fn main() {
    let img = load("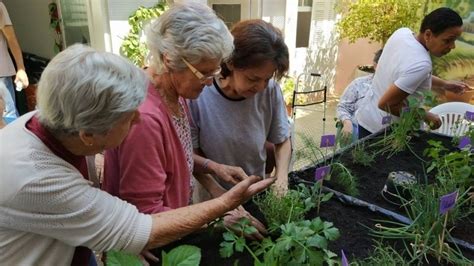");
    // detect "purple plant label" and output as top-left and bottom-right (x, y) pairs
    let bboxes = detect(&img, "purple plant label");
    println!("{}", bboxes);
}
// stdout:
(320, 134), (336, 148)
(465, 111), (474, 121)
(458, 136), (471, 149)
(314, 165), (331, 181)
(382, 115), (392, 125)
(341, 249), (349, 266)
(439, 190), (458, 215)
